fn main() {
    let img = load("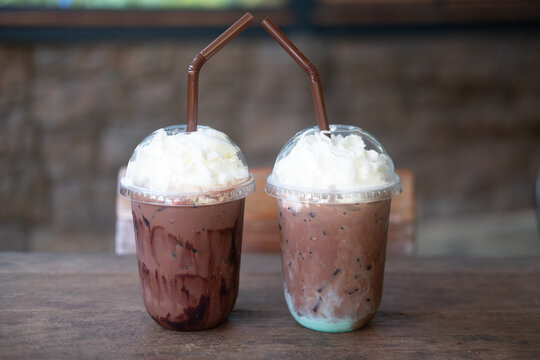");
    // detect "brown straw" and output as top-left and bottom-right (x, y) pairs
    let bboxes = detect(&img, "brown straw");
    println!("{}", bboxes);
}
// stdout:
(186, 12), (254, 132)
(261, 18), (329, 132)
